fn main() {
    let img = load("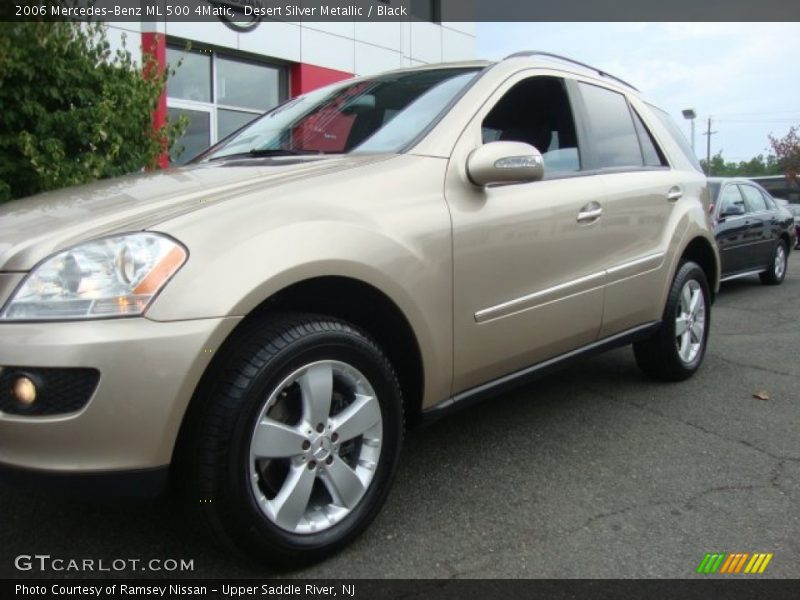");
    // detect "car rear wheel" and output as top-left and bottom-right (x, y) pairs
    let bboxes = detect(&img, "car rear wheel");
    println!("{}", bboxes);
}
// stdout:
(186, 314), (403, 566)
(634, 261), (711, 381)
(760, 240), (788, 285)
